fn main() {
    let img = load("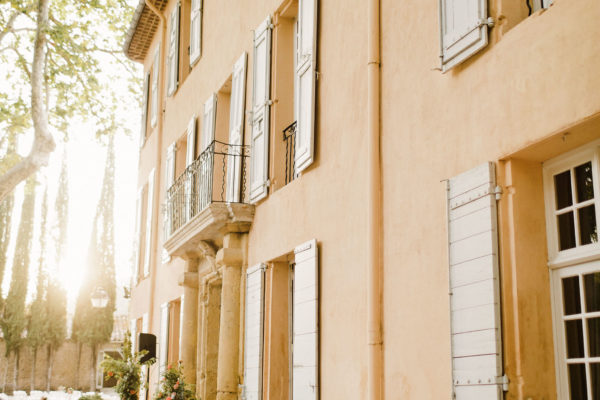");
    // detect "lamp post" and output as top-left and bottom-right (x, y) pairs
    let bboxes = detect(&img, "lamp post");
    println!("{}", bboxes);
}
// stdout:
(90, 286), (109, 308)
